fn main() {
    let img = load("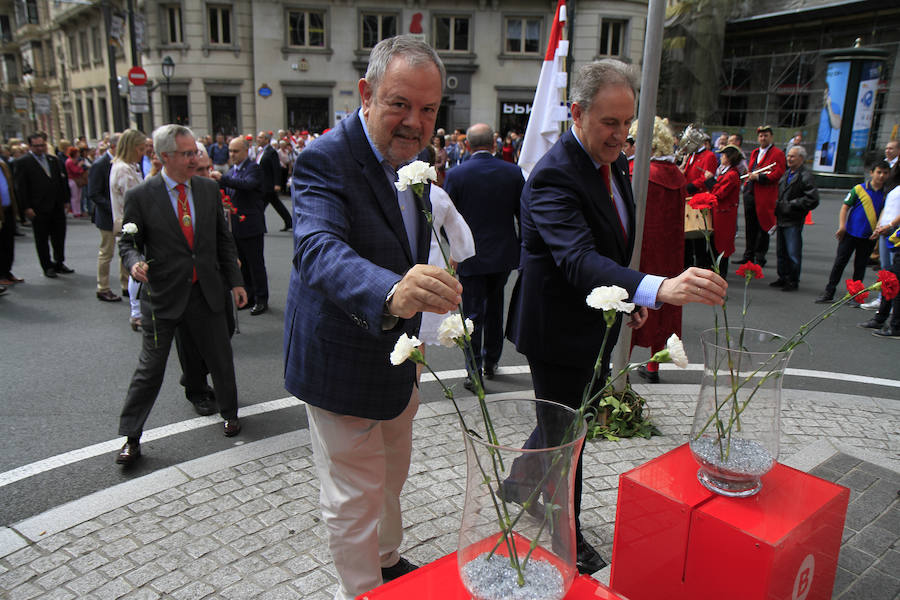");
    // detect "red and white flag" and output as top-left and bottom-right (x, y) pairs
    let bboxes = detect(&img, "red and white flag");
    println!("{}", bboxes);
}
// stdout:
(517, 0), (569, 179)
